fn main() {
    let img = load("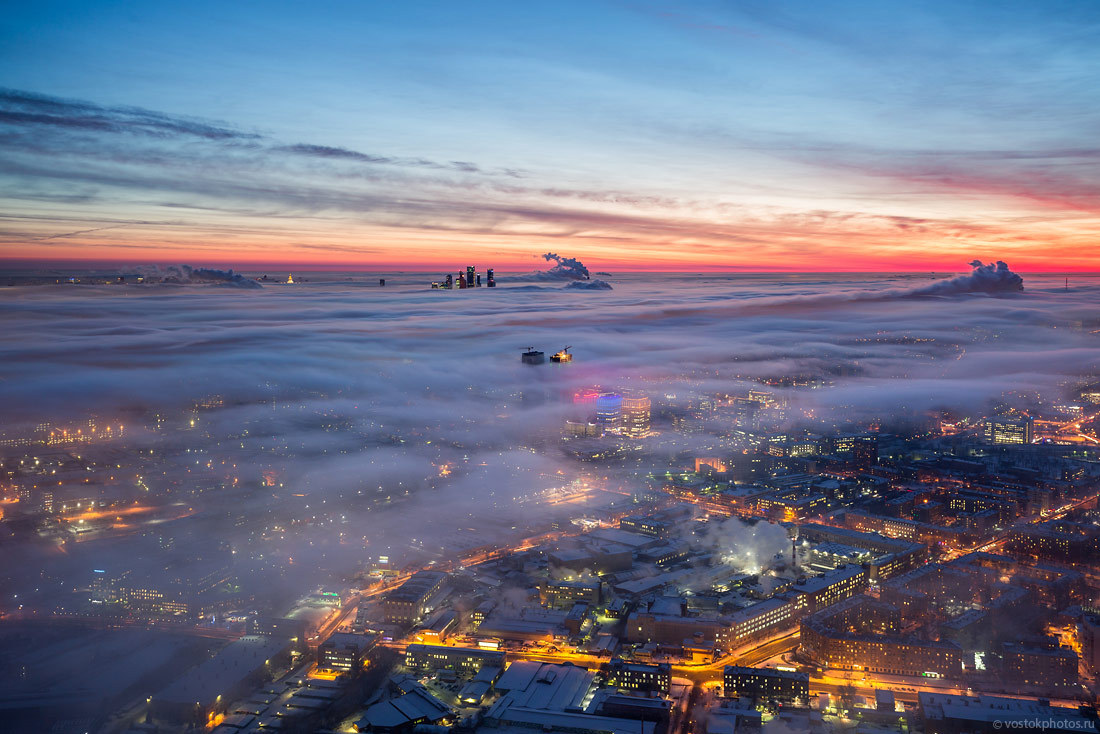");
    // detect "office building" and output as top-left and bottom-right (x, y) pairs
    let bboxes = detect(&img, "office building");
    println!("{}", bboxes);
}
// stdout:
(565, 420), (602, 438)
(726, 596), (797, 648)
(723, 666), (808, 703)
(983, 417), (1033, 445)
(790, 565), (867, 613)
(467, 266), (476, 287)
(487, 268), (495, 287)
(621, 395), (652, 438)
(608, 659), (671, 695)
(382, 570), (447, 626)
(539, 579), (601, 609)
(596, 393), (623, 431)
(405, 644), (505, 677)
(318, 632), (376, 672)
